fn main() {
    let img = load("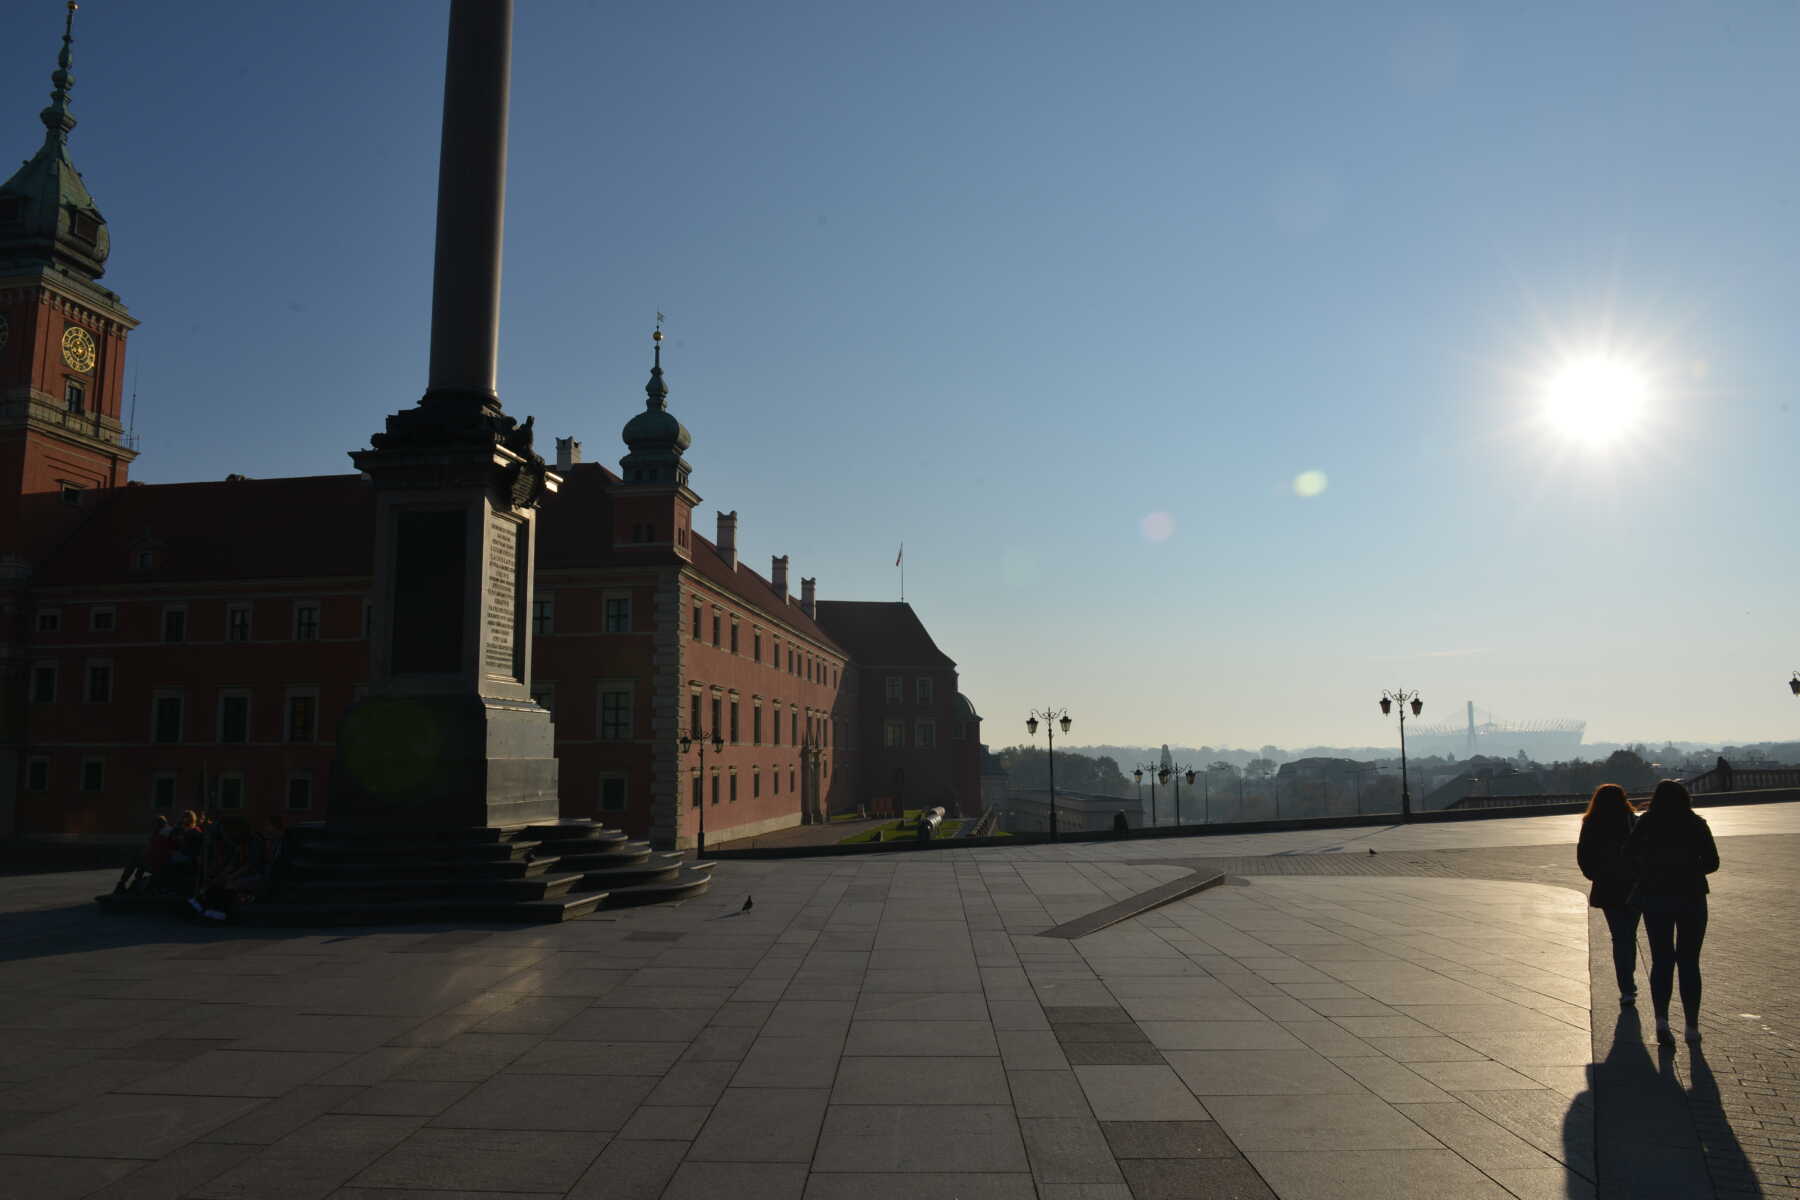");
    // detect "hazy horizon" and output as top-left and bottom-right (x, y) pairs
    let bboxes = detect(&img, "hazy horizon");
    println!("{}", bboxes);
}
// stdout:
(7, 2), (1795, 746)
